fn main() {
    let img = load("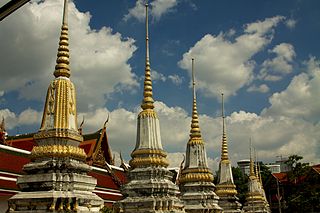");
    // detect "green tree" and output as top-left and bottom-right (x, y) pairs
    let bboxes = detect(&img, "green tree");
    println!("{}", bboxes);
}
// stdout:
(285, 154), (309, 183)
(283, 155), (320, 212)
(232, 166), (248, 204)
